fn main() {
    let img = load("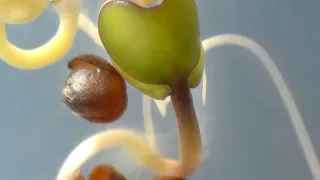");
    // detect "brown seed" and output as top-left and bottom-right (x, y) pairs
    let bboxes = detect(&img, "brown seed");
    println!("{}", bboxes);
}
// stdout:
(89, 164), (126, 180)
(154, 177), (186, 180)
(63, 54), (127, 123)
